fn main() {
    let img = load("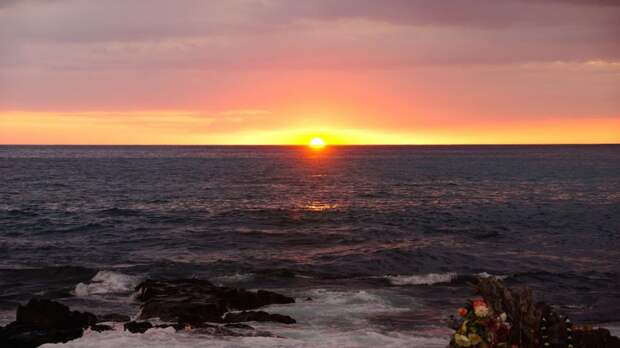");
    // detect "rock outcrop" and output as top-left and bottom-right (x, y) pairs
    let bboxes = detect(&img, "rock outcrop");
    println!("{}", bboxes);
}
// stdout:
(98, 313), (130, 322)
(0, 299), (97, 348)
(0, 278), (297, 347)
(123, 321), (154, 334)
(223, 310), (296, 324)
(135, 278), (295, 324)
